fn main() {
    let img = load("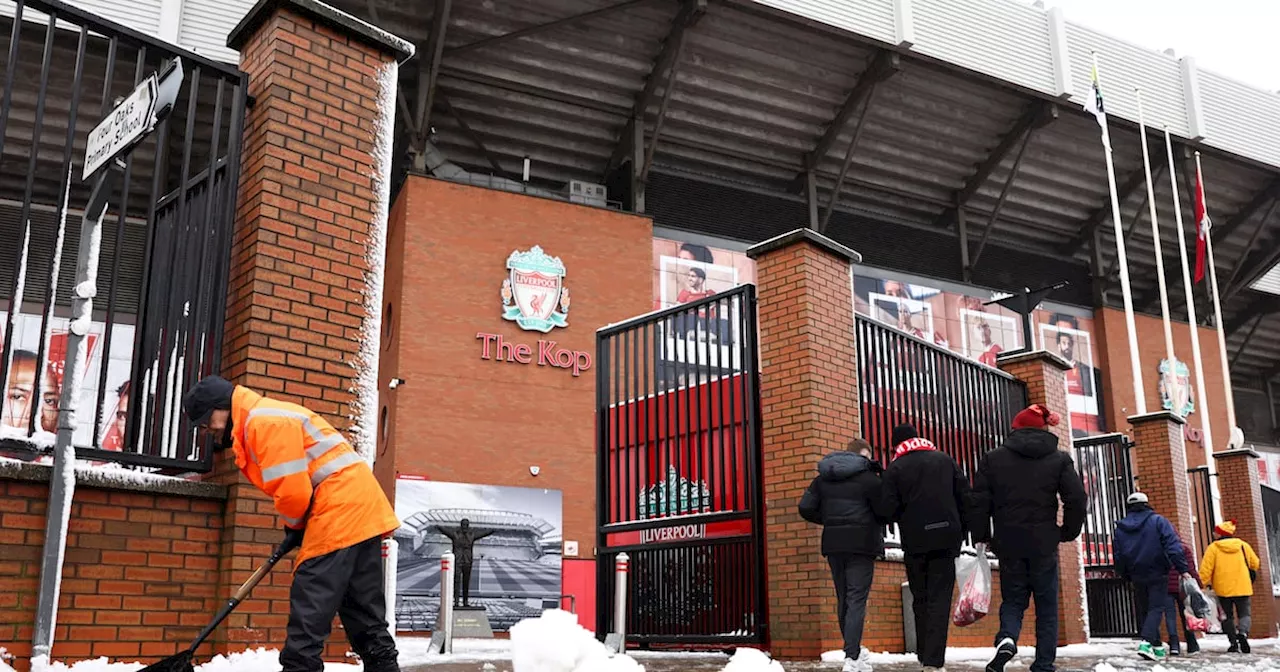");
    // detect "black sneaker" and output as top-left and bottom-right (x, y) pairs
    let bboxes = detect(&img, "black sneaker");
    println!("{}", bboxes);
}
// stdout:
(1239, 636), (1251, 654)
(986, 637), (1017, 672)
(1227, 639), (1241, 654)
